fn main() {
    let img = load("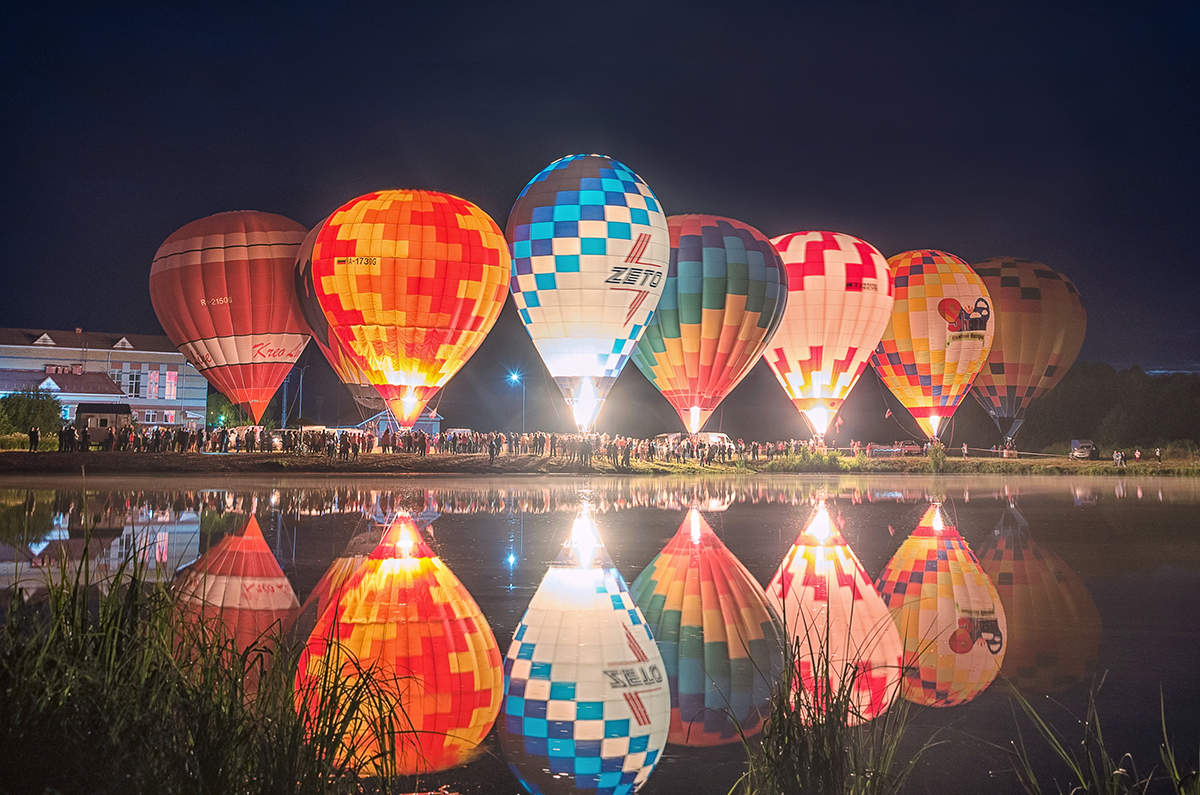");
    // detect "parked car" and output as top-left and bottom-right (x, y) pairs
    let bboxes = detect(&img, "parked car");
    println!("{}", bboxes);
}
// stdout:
(1070, 439), (1099, 460)
(866, 440), (924, 457)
